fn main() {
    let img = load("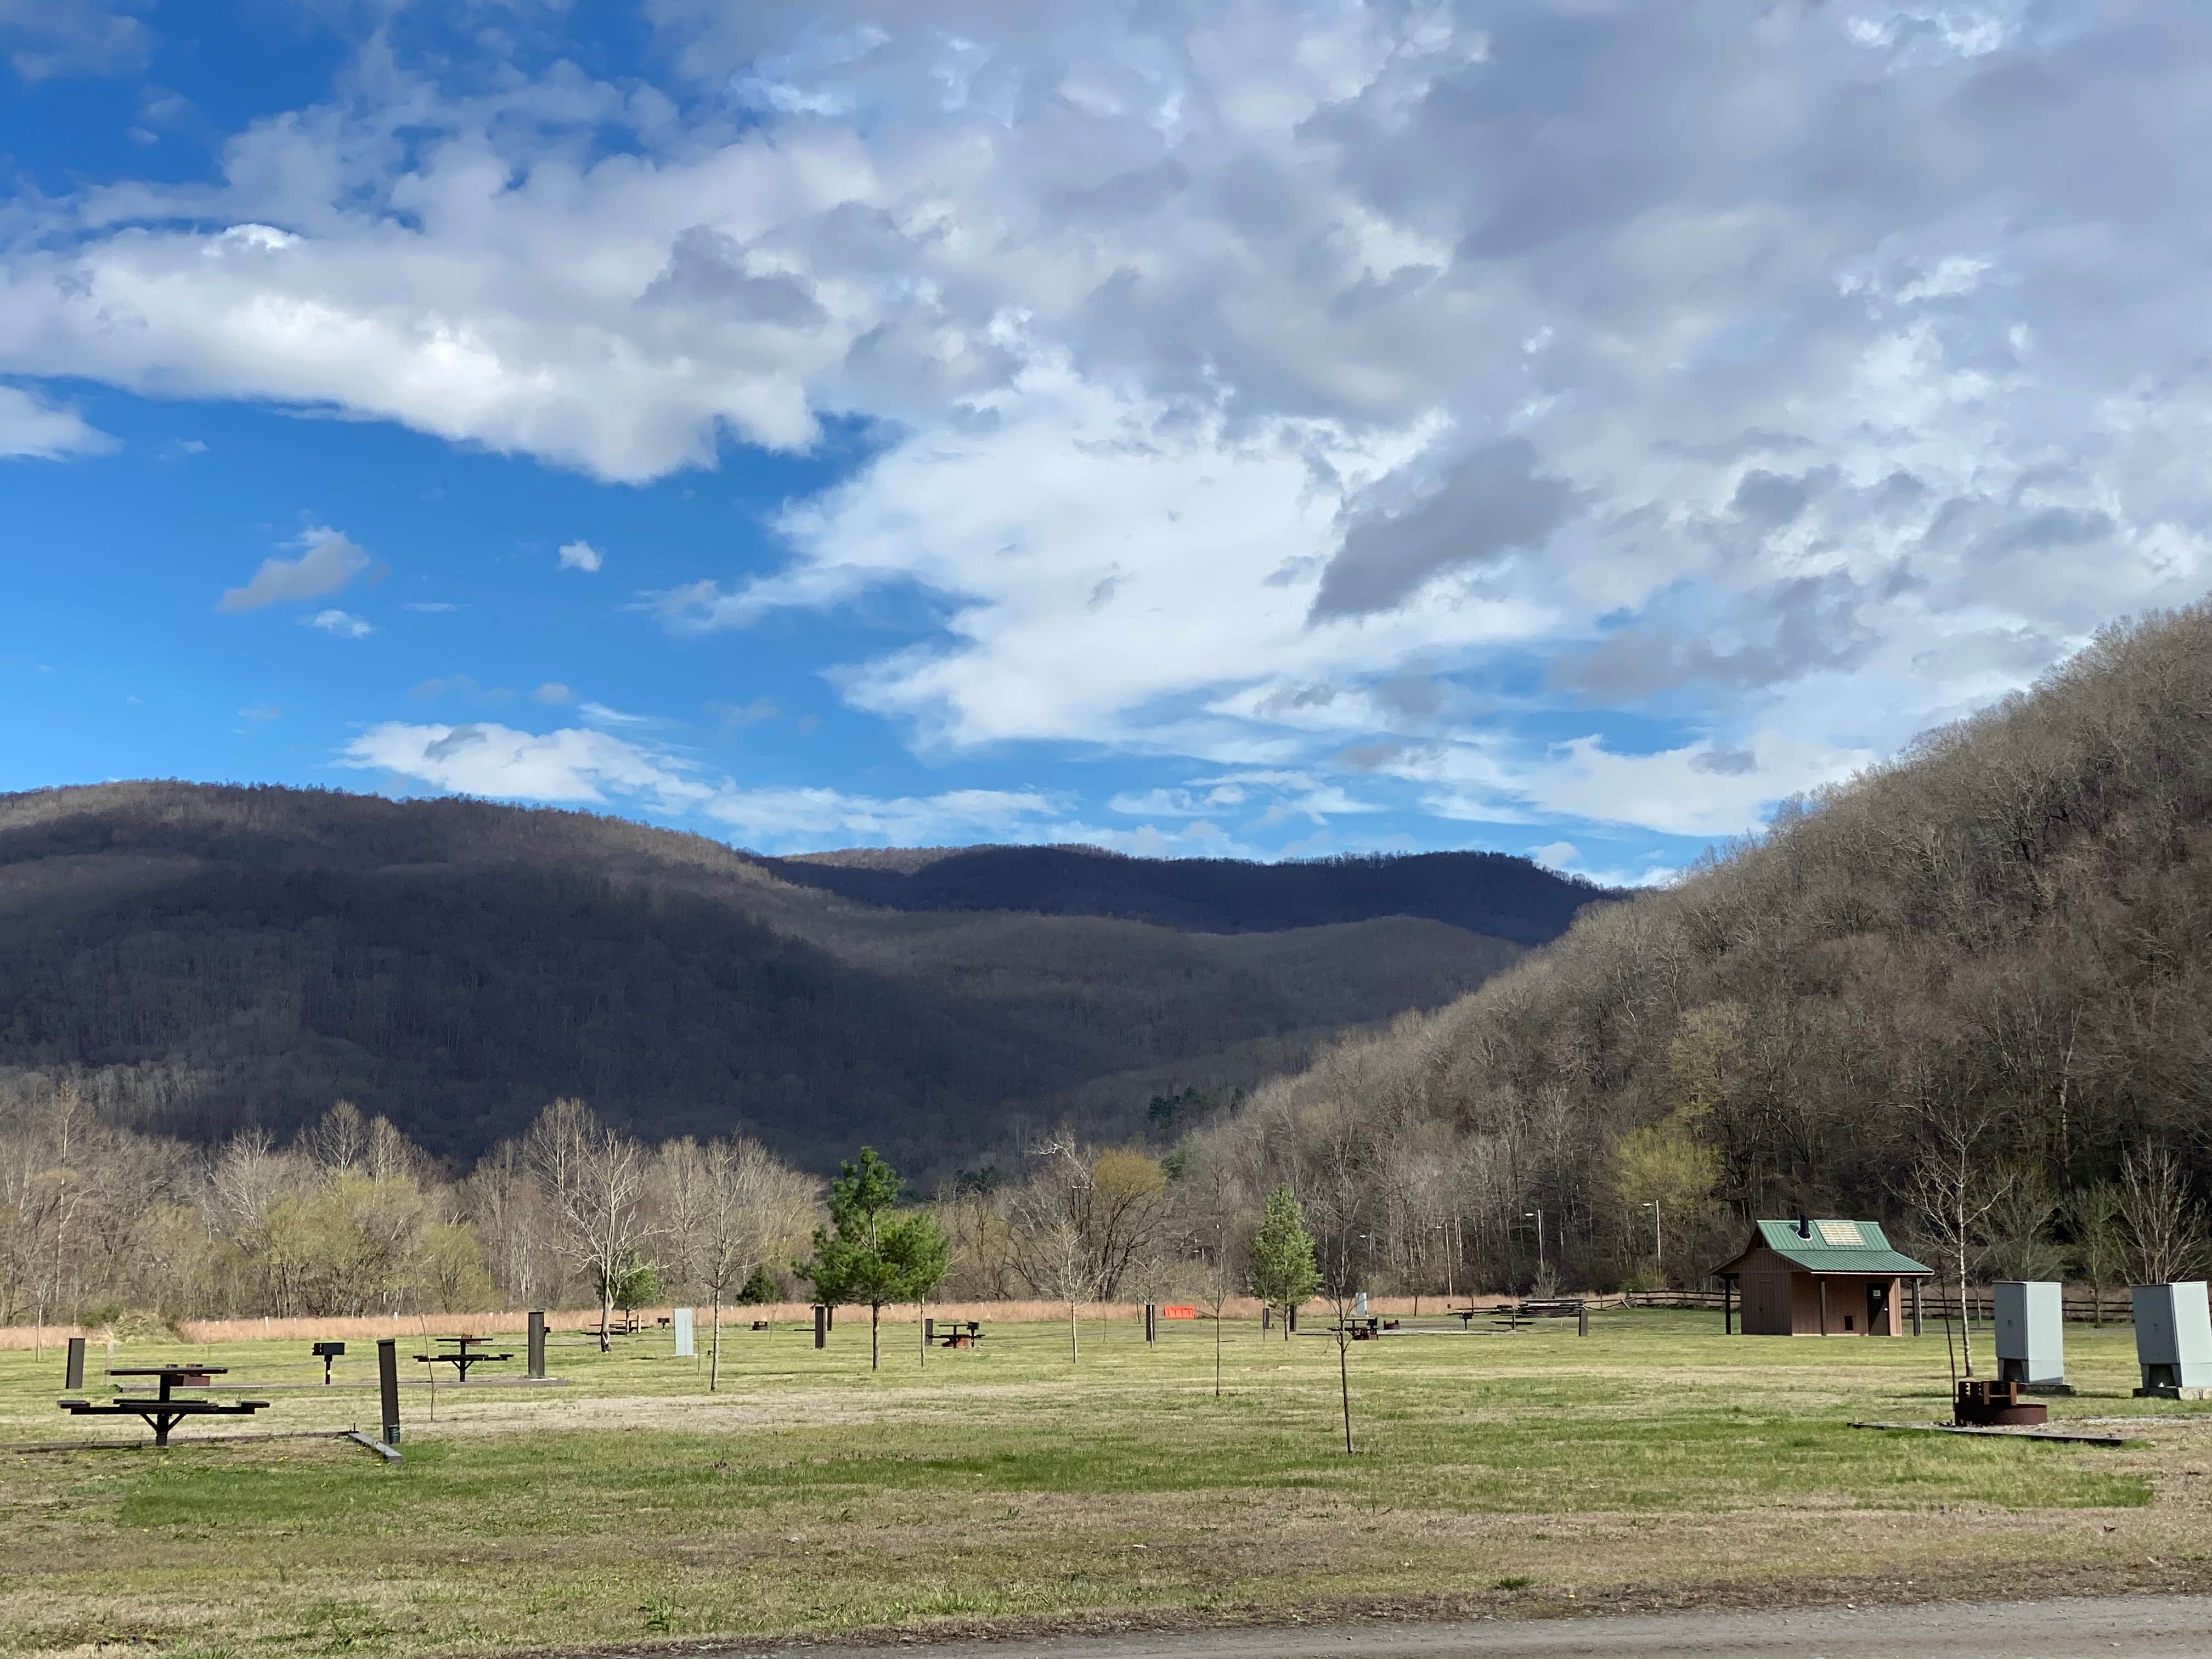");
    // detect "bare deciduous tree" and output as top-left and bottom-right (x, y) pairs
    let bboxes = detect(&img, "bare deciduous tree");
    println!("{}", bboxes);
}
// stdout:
(527, 1098), (657, 1352)
(2119, 1143), (2206, 1286)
